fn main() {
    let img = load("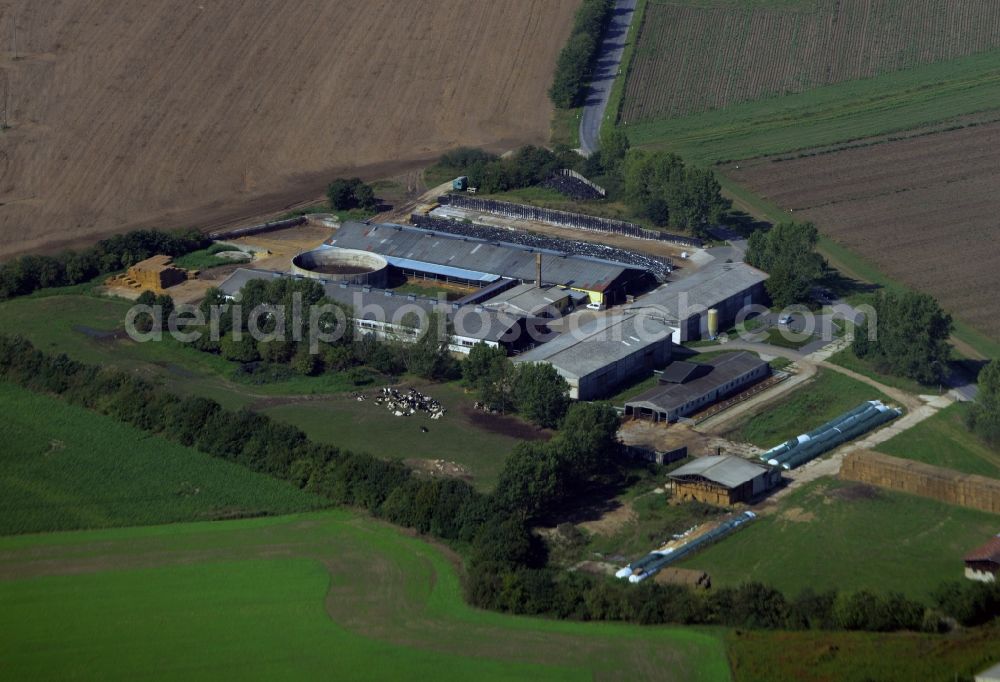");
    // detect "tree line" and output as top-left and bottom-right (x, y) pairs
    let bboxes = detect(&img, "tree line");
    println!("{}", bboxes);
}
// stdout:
(0, 333), (996, 635)
(326, 177), (378, 212)
(462, 343), (570, 428)
(853, 289), (953, 385)
(436, 135), (730, 238)
(549, 0), (615, 109)
(150, 278), (459, 383)
(0, 228), (208, 300)
(967, 358), (1000, 444)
